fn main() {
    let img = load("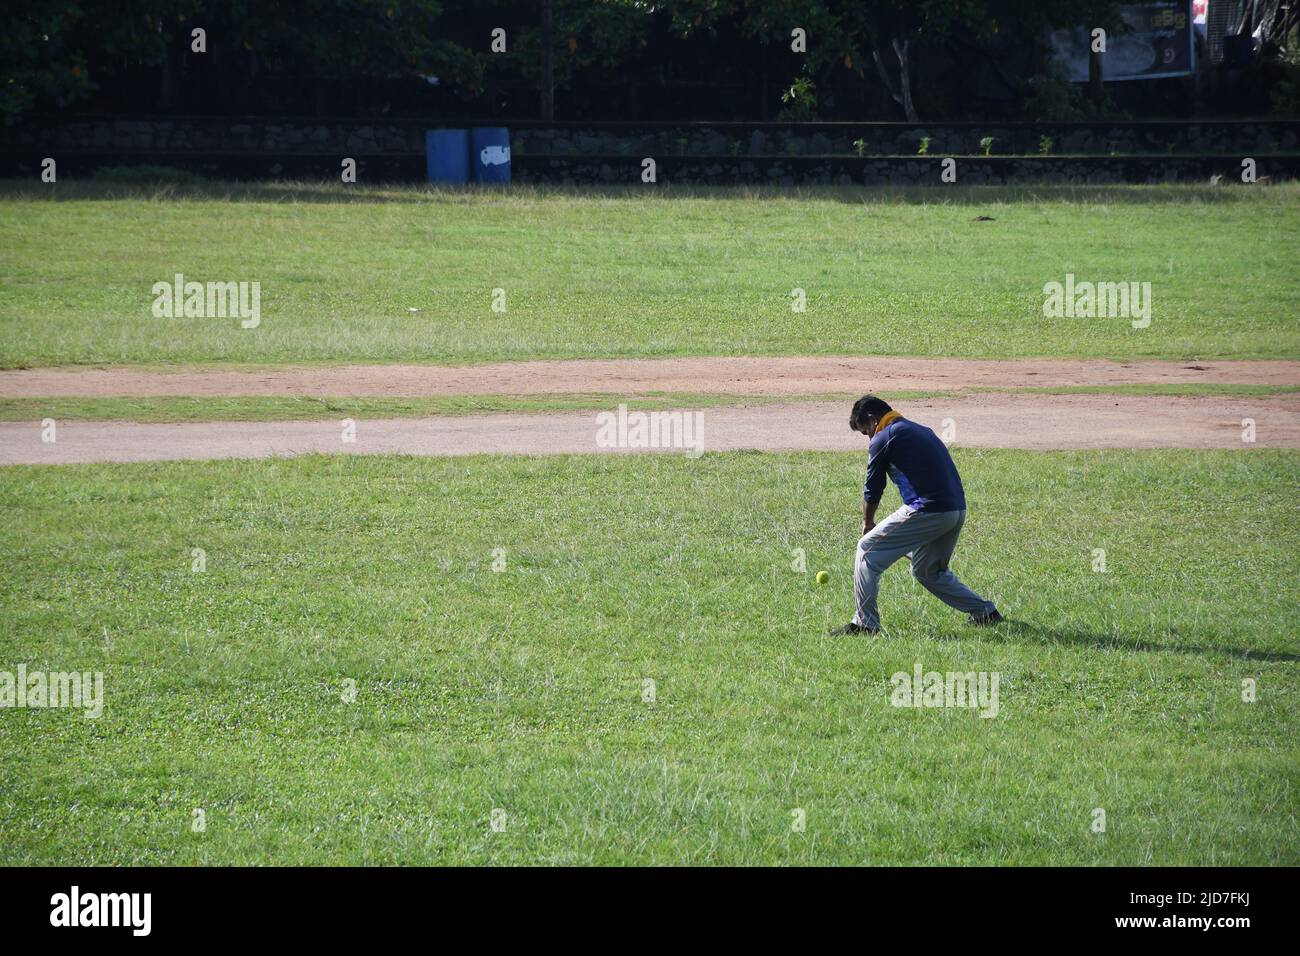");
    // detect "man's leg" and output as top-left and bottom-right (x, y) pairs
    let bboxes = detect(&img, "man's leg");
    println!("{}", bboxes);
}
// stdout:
(853, 506), (937, 629)
(908, 510), (997, 617)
